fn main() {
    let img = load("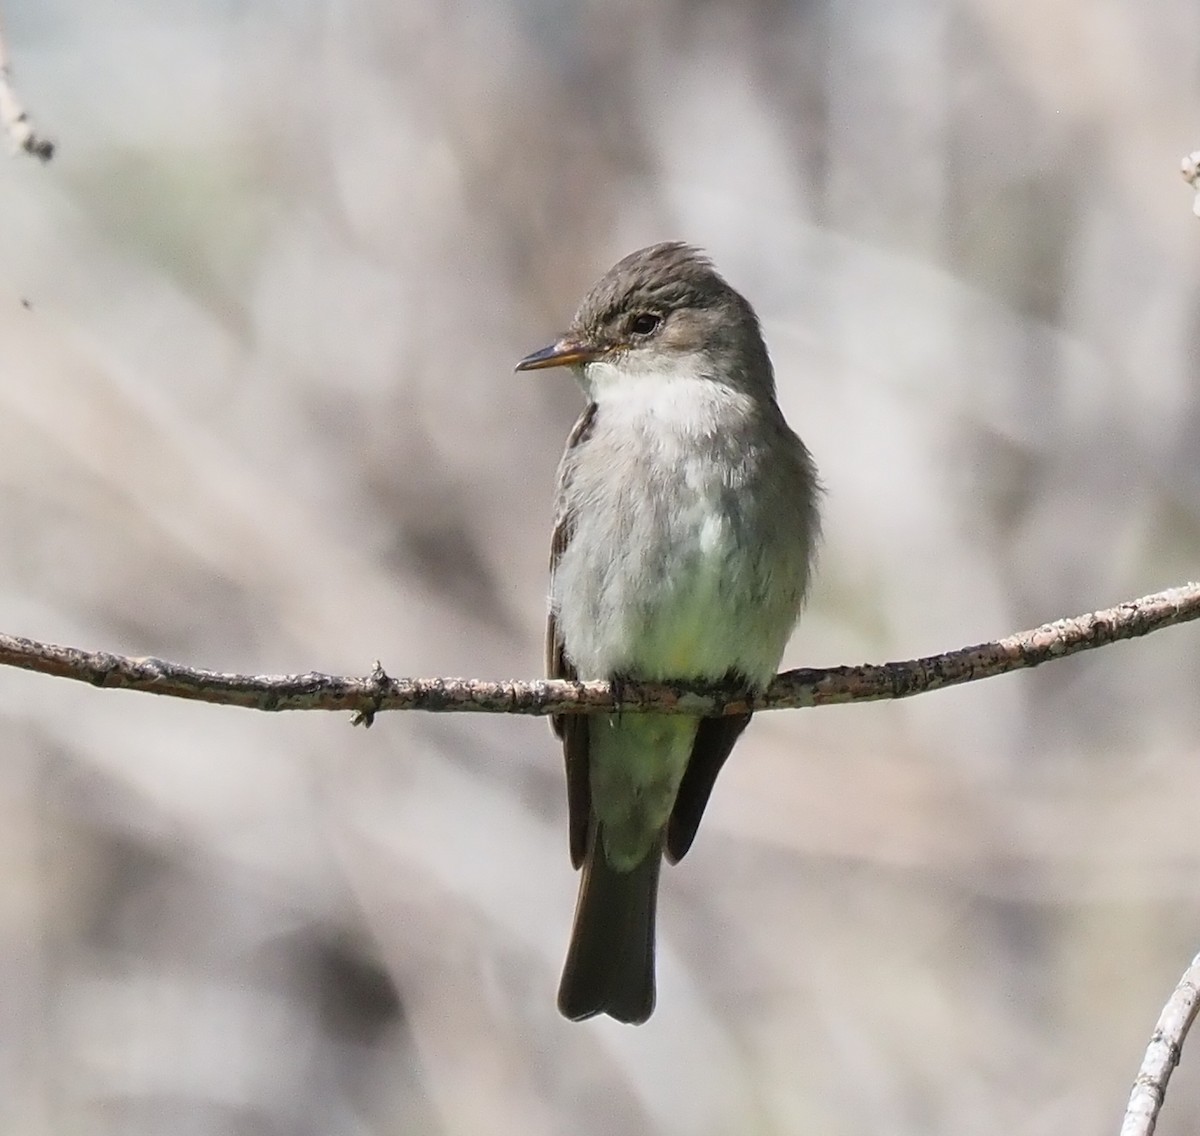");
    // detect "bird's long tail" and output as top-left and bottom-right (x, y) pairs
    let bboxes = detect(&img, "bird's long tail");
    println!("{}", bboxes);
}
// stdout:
(557, 827), (661, 1024)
